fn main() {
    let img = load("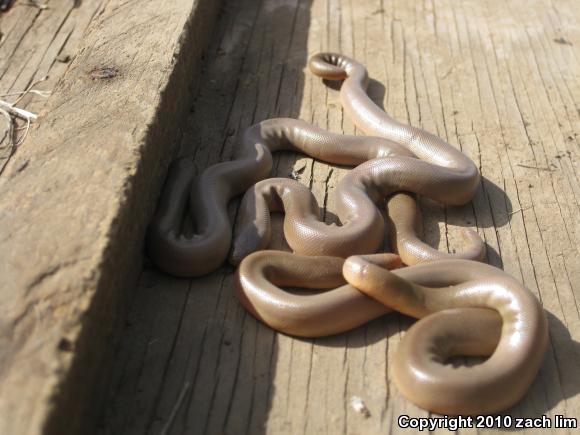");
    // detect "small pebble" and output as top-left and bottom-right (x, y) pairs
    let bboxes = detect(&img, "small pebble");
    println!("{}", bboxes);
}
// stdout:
(350, 396), (371, 418)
